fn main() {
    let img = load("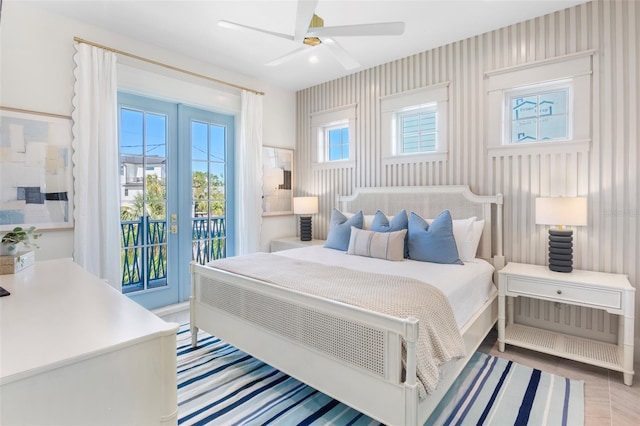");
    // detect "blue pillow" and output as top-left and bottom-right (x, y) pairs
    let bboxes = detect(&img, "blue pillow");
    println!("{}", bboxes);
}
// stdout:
(324, 209), (364, 251)
(408, 210), (463, 265)
(371, 209), (409, 258)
